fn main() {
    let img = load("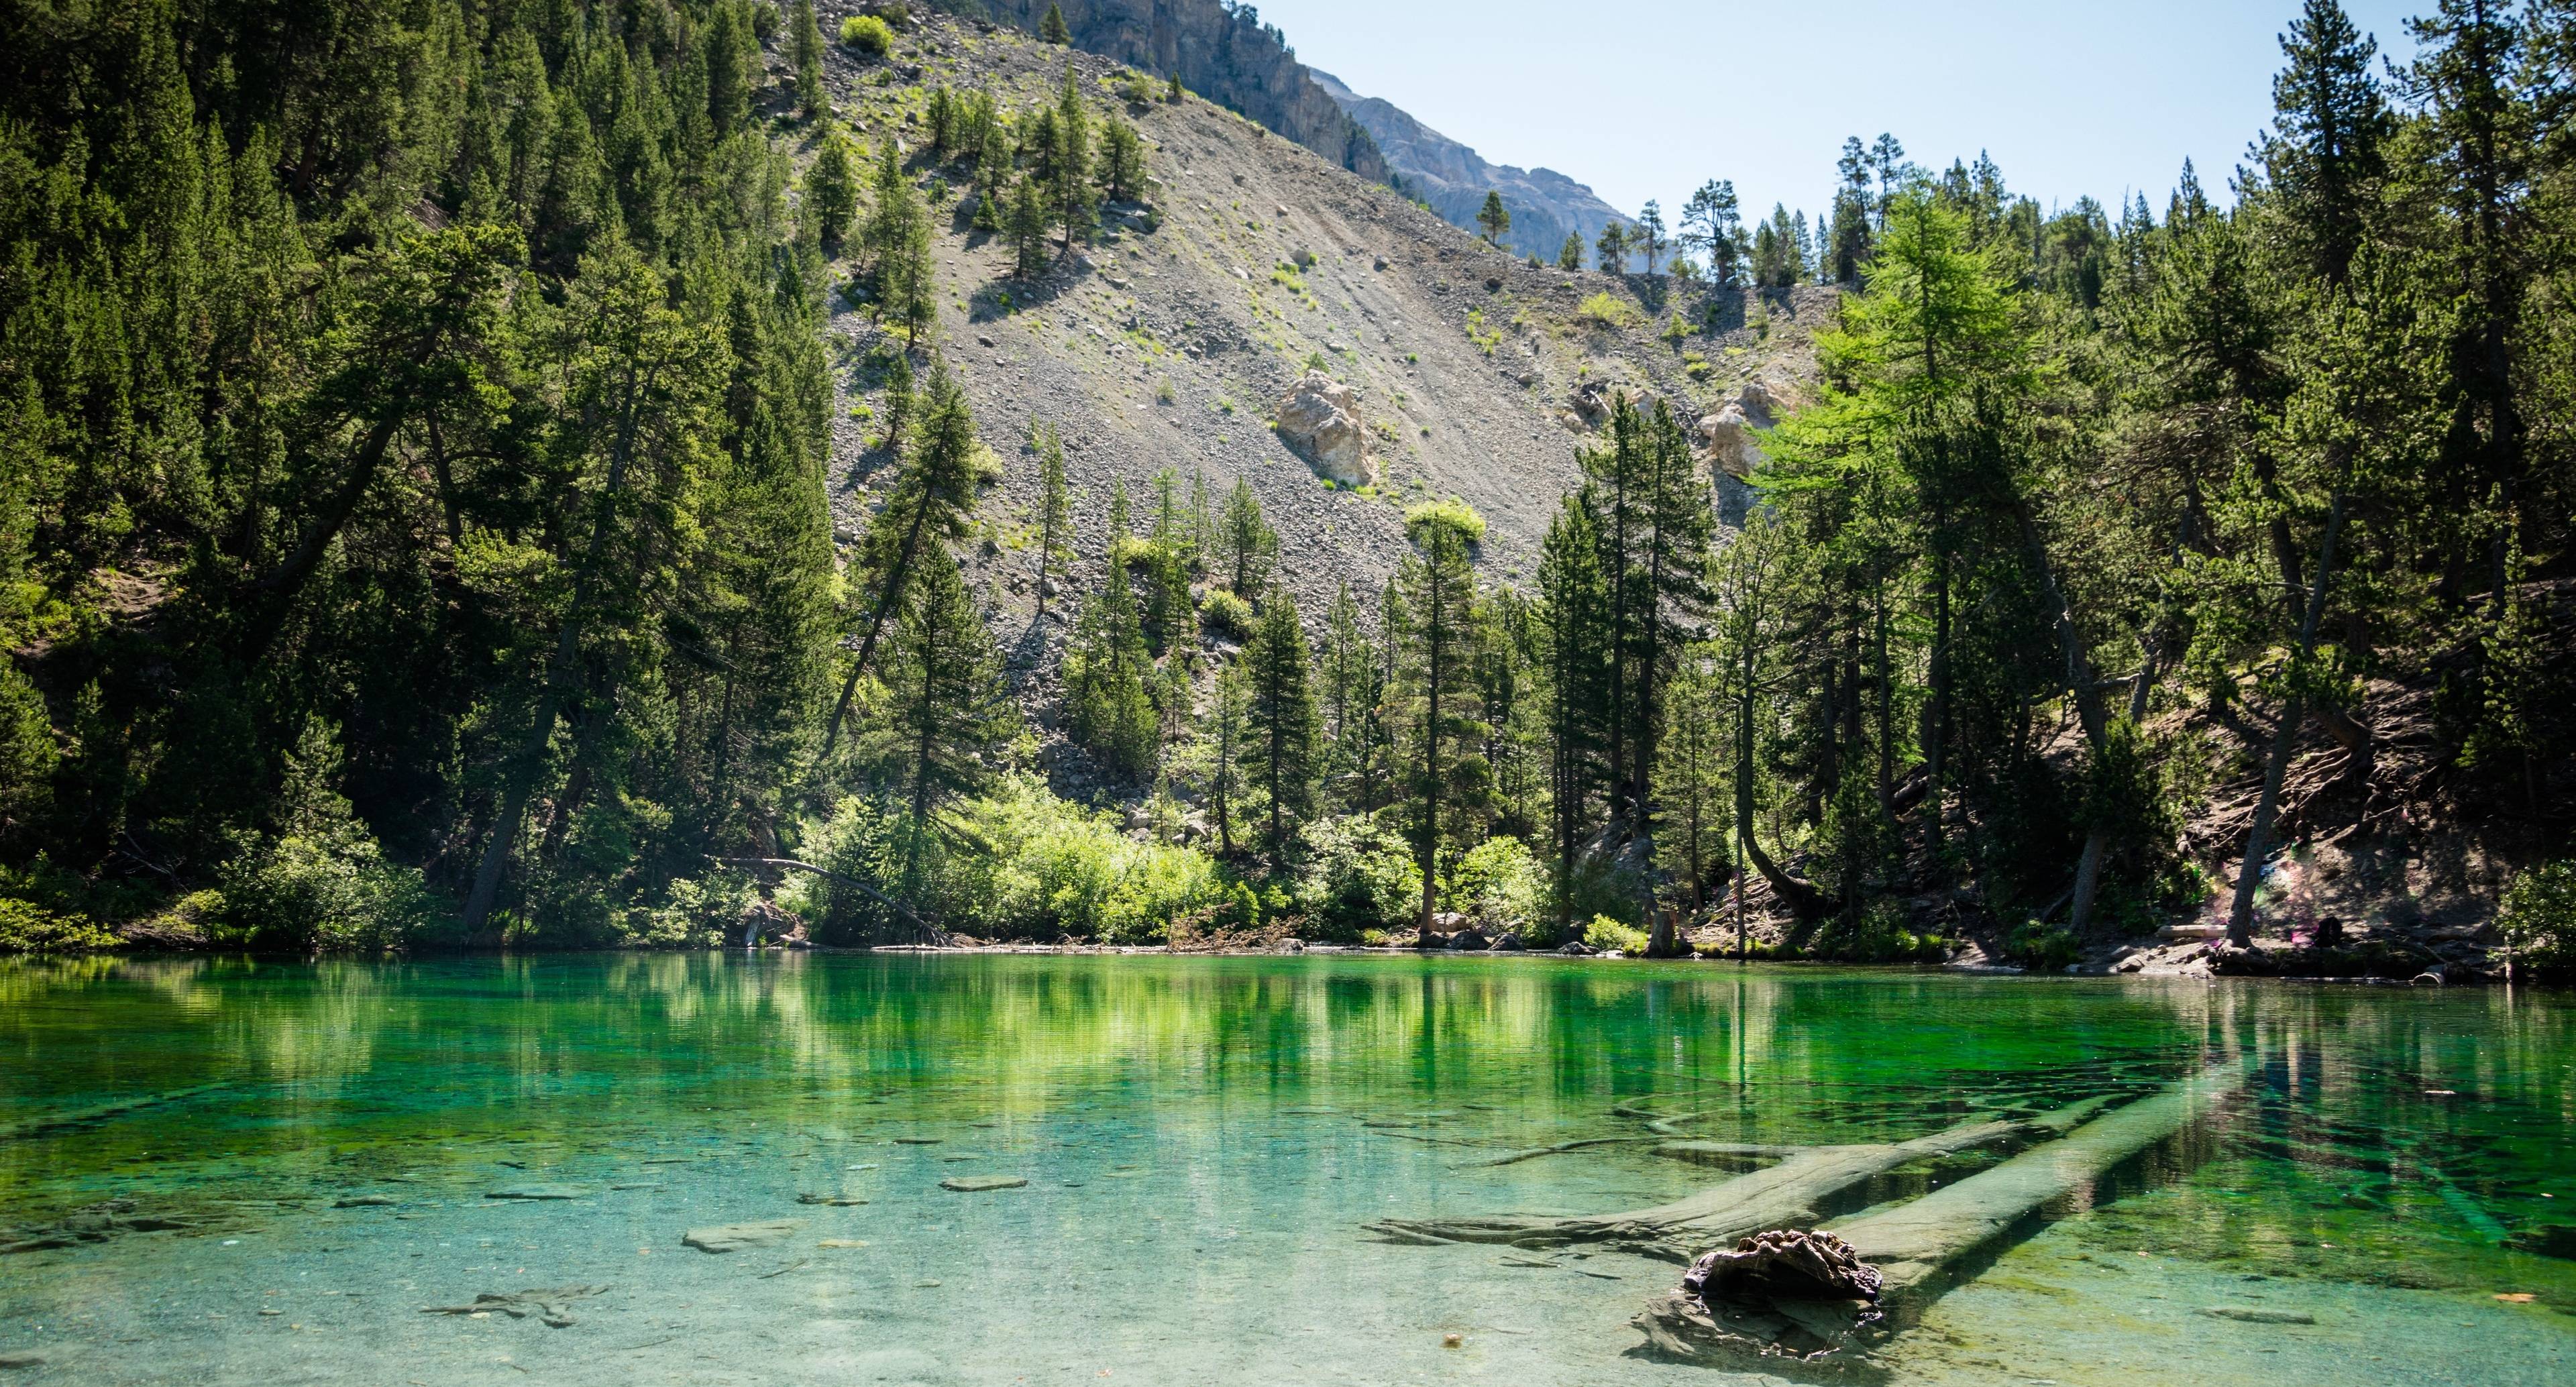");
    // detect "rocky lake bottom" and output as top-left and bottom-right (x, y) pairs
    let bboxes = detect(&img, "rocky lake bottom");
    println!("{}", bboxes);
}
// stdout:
(1, 953), (2569, 1385)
